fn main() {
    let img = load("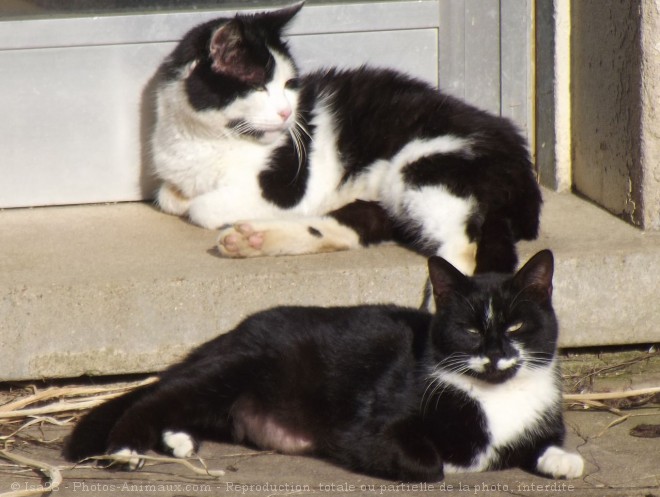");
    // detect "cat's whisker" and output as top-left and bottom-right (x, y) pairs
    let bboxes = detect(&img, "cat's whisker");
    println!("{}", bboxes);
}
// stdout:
(294, 114), (312, 140)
